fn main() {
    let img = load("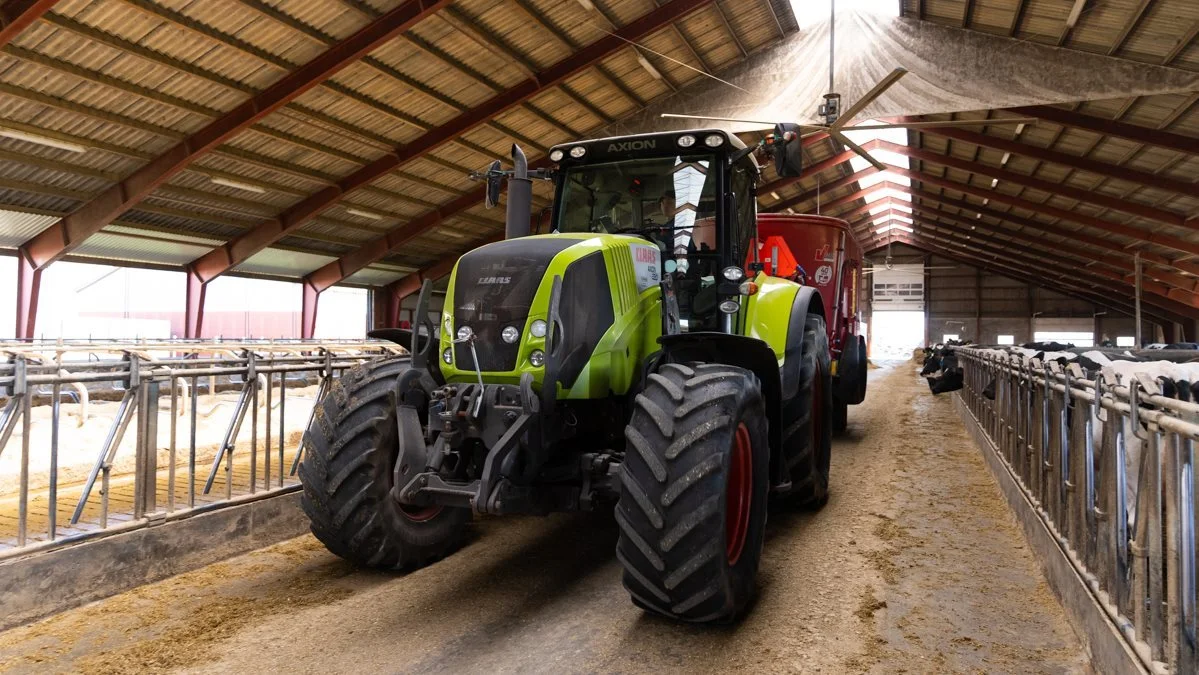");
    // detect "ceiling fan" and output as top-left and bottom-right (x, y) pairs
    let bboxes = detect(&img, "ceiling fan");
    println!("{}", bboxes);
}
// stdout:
(661, 1), (1035, 171)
